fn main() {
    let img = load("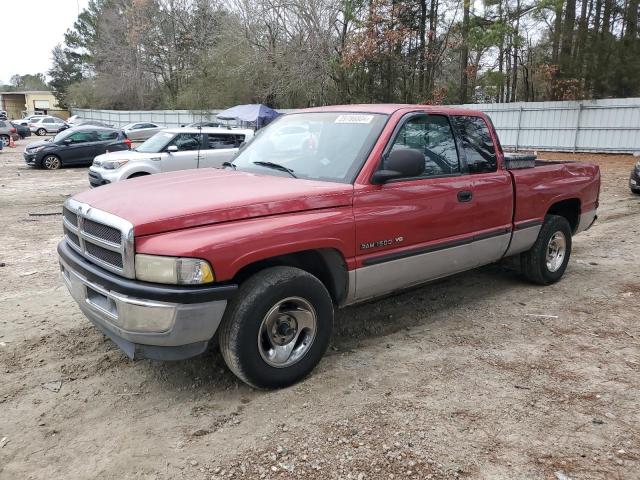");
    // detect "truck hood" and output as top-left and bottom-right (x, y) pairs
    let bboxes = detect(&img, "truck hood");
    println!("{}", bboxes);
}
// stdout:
(73, 169), (354, 236)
